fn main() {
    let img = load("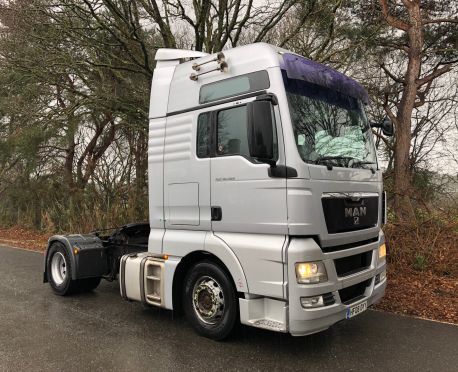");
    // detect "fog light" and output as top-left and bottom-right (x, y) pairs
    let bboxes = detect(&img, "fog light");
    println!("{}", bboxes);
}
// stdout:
(379, 243), (386, 259)
(295, 261), (327, 284)
(301, 295), (324, 308)
(380, 270), (387, 282)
